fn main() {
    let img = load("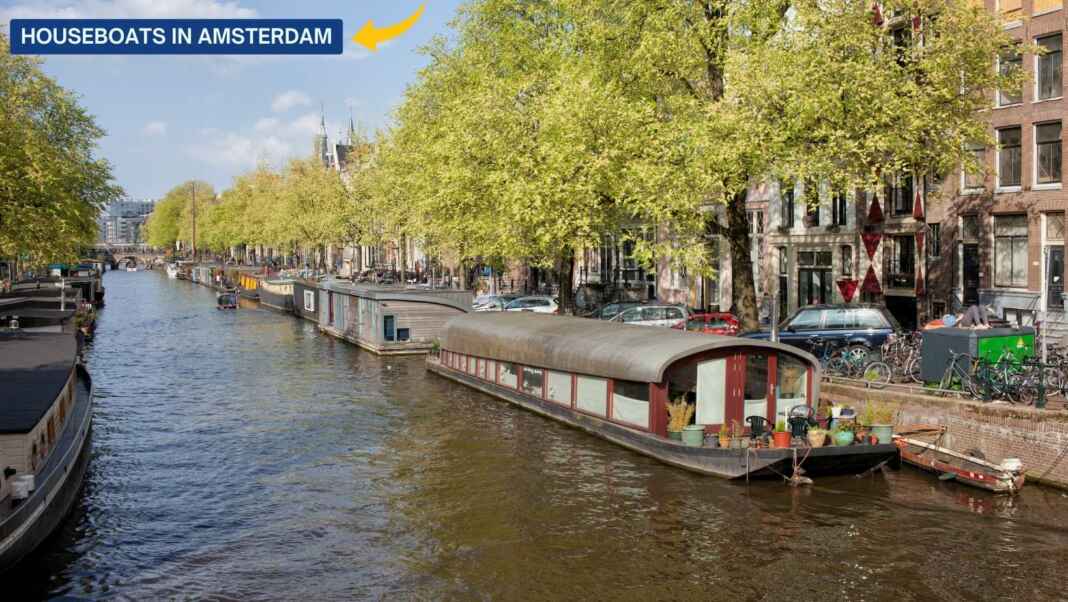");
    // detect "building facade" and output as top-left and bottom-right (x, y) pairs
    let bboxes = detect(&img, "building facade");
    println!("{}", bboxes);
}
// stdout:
(98, 199), (155, 245)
